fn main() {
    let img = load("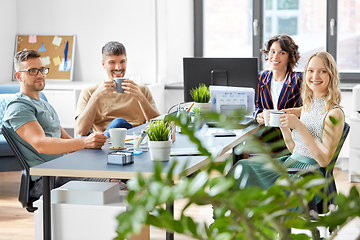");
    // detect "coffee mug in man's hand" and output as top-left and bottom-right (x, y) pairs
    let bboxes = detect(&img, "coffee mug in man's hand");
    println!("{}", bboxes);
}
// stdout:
(269, 110), (285, 127)
(113, 78), (129, 93)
